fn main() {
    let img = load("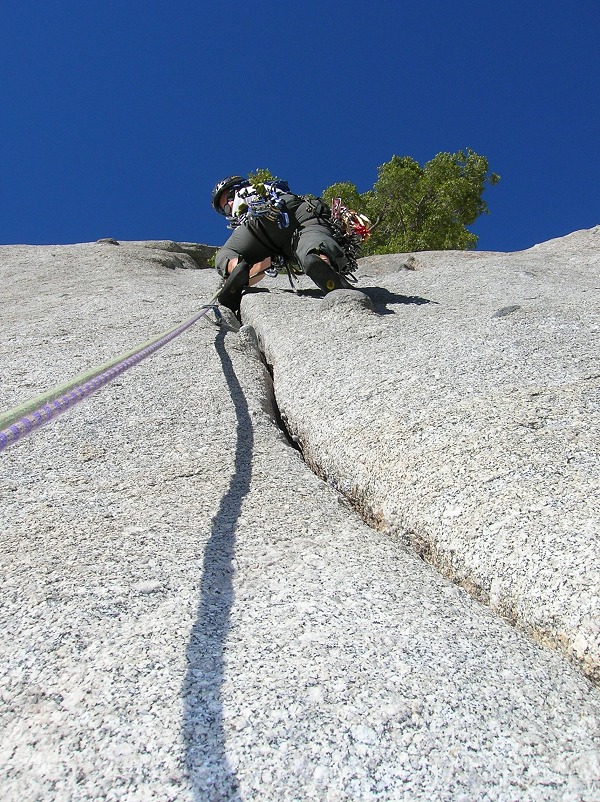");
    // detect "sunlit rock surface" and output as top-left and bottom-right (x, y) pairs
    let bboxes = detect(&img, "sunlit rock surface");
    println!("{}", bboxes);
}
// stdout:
(243, 227), (600, 684)
(1, 233), (598, 800)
